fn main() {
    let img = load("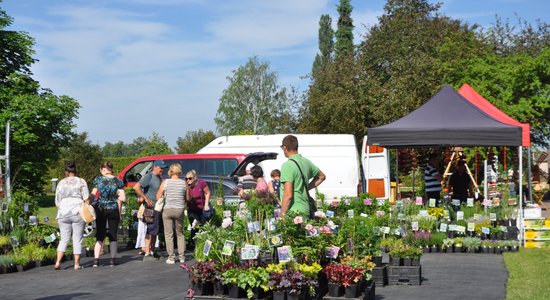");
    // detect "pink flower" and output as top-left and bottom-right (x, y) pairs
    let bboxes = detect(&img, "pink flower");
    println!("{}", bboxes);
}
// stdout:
(222, 217), (233, 228)
(376, 210), (385, 217)
(305, 224), (314, 231)
(310, 228), (318, 236)
(331, 201), (339, 207)
(293, 216), (303, 224)
(314, 211), (326, 218)
(363, 199), (372, 206)
(320, 225), (332, 234)
(186, 288), (195, 297)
